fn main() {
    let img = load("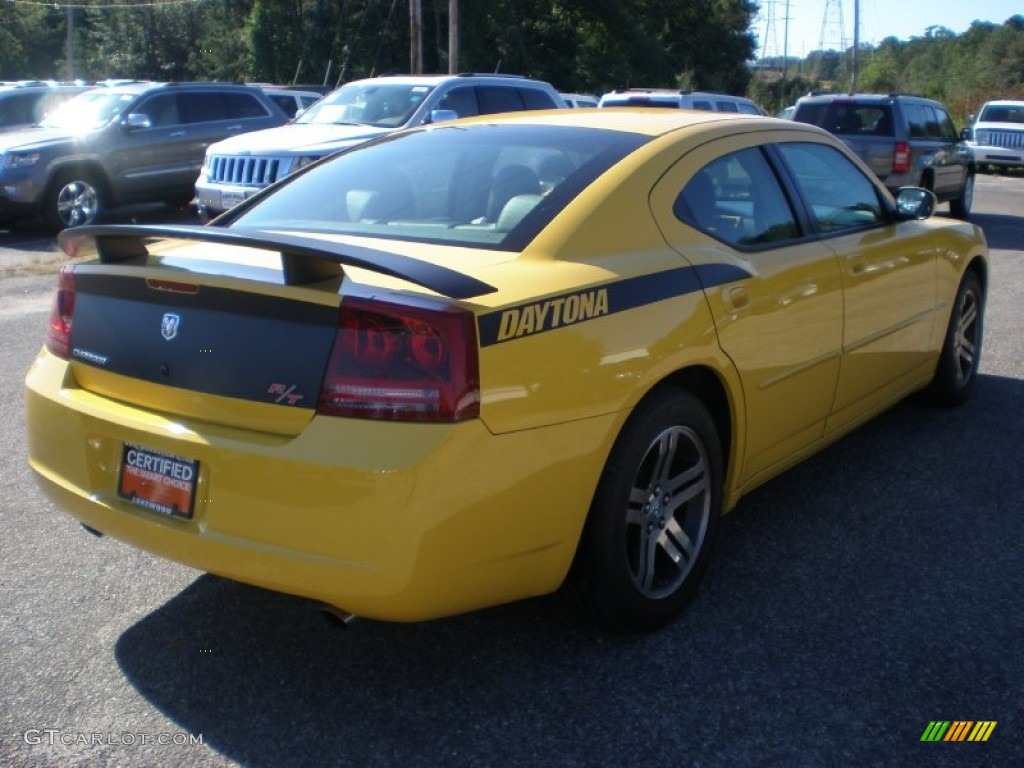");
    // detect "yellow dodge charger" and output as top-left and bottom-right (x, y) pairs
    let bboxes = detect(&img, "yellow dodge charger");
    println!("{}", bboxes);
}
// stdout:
(24, 110), (987, 631)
